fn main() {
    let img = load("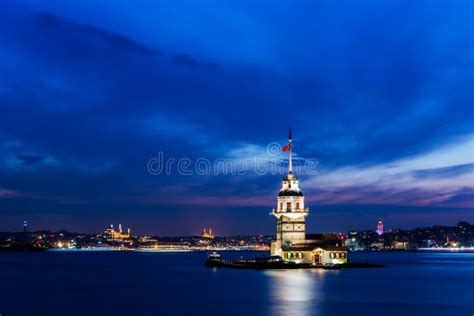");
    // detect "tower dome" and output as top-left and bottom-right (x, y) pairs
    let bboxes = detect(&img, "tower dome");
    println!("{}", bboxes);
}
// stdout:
(278, 175), (304, 197)
(278, 190), (304, 197)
